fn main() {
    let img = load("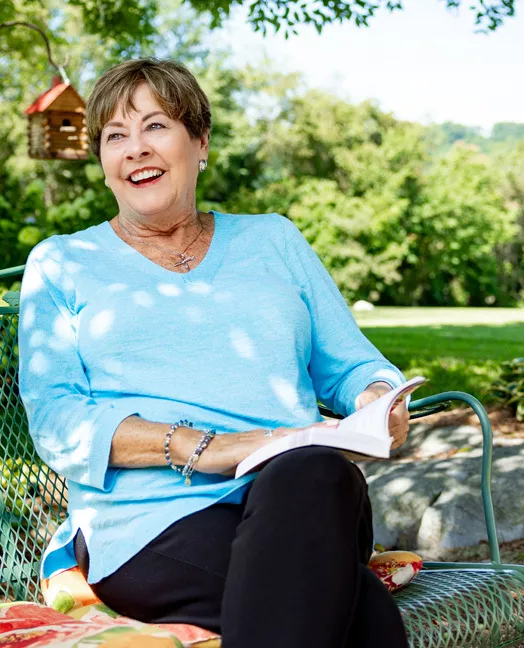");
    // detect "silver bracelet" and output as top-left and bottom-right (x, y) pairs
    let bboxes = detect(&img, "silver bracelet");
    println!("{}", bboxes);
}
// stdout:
(164, 419), (193, 476)
(181, 429), (216, 486)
